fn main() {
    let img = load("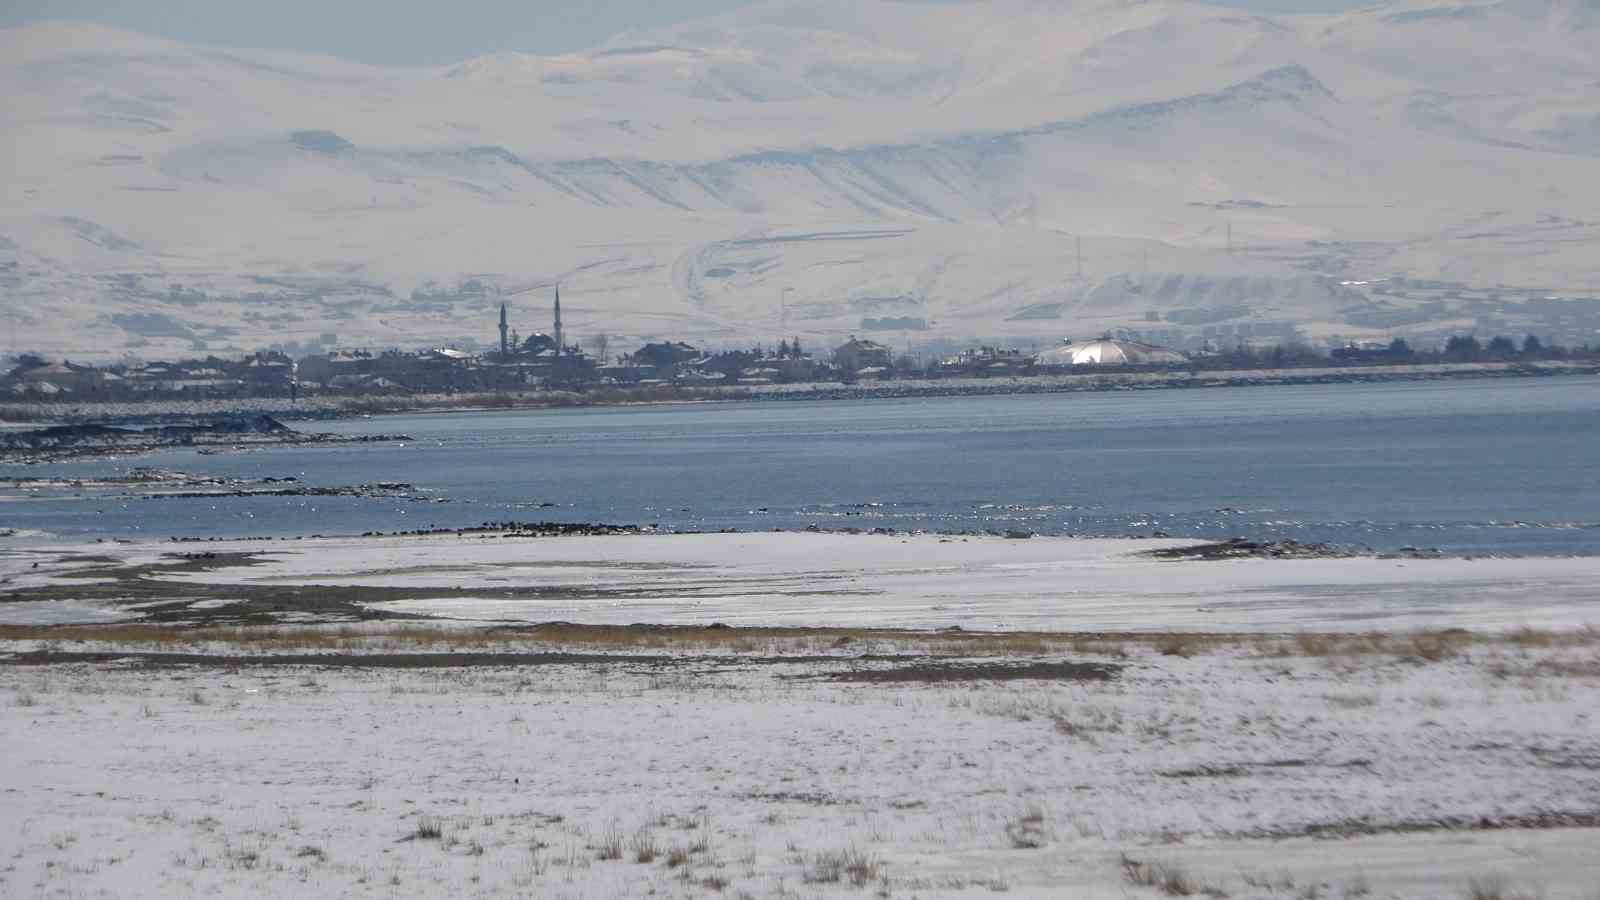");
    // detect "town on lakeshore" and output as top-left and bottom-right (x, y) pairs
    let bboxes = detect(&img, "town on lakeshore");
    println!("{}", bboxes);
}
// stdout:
(5, 284), (1597, 405)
